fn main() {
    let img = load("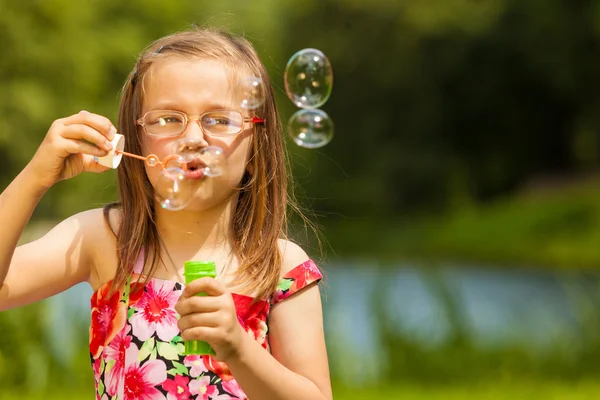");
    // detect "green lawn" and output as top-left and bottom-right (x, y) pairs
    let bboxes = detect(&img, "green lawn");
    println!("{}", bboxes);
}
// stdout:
(6, 381), (600, 400)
